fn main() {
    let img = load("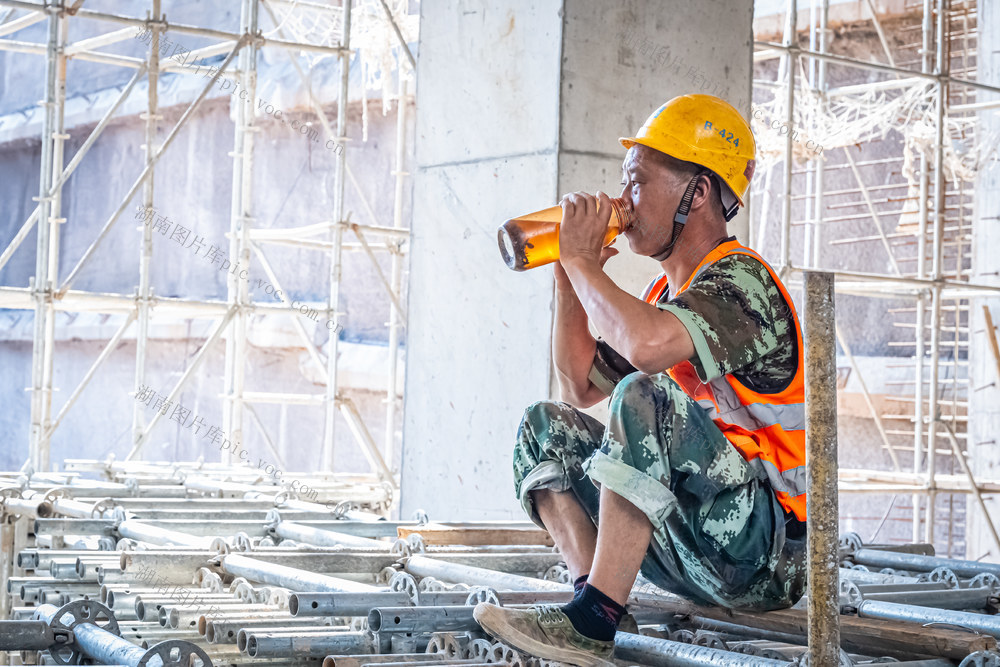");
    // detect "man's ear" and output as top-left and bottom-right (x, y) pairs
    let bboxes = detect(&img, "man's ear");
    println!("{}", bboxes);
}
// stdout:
(690, 173), (713, 210)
